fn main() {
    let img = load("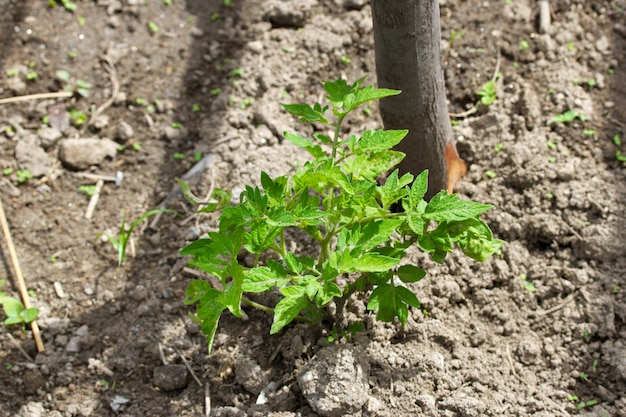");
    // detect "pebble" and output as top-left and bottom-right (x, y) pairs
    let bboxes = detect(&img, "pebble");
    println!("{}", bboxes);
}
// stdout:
(58, 138), (119, 170)
(297, 345), (370, 417)
(38, 126), (63, 149)
(153, 364), (189, 391)
(116, 120), (134, 142)
(164, 125), (188, 141)
(18, 402), (45, 417)
(15, 135), (50, 177)
(235, 357), (269, 395)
